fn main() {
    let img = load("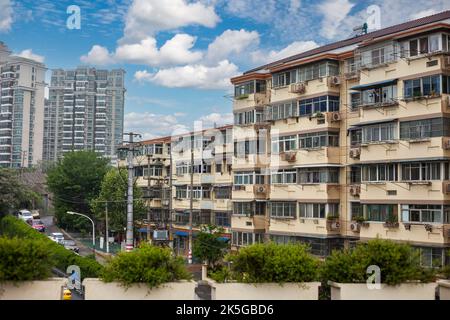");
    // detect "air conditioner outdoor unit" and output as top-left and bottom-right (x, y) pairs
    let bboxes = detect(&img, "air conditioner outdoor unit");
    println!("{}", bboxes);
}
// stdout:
(330, 112), (341, 122)
(349, 185), (361, 196)
(329, 76), (341, 86)
(329, 221), (341, 230)
(289, 83), (306, 94)
(254, 185), (267, 194)
(350, 222), (361, 232)
(349, 148), (361, 159)
(283, 152), (297, 162)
